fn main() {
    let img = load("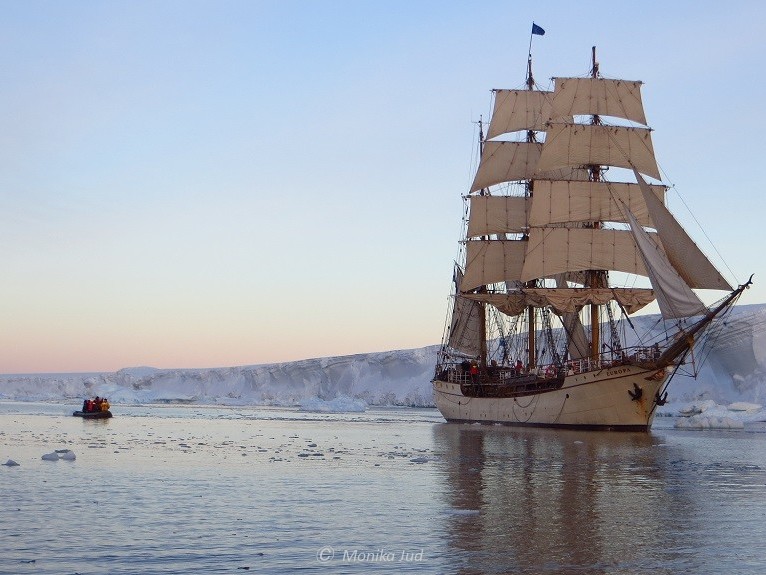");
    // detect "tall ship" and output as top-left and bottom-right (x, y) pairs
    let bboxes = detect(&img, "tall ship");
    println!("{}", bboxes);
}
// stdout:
(432, 33), (751, 431)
